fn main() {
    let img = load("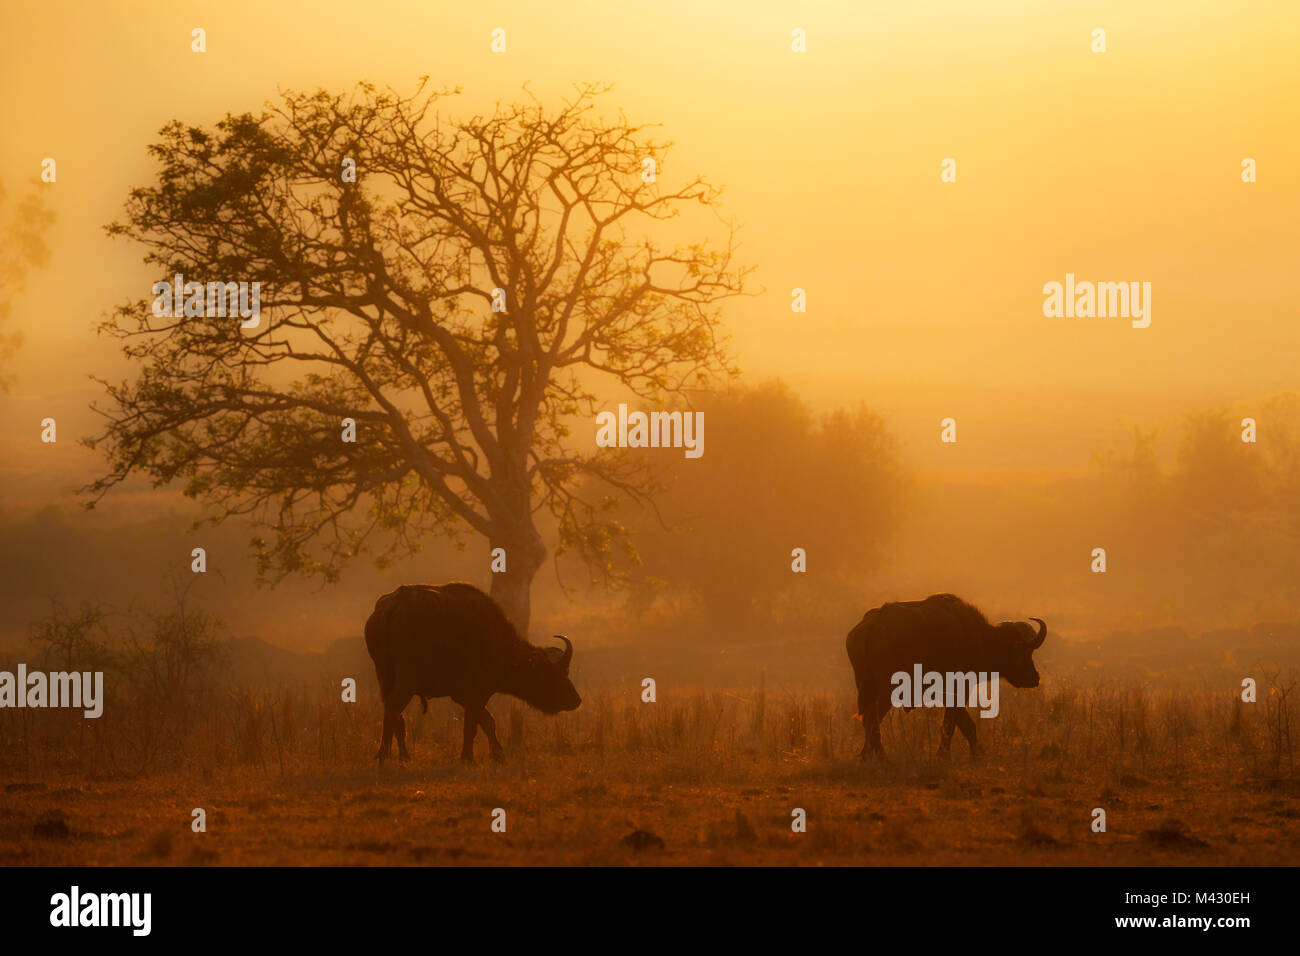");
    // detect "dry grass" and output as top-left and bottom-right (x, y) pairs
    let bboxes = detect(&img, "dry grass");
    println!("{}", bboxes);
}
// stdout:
(2, 681), (1297, 865)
